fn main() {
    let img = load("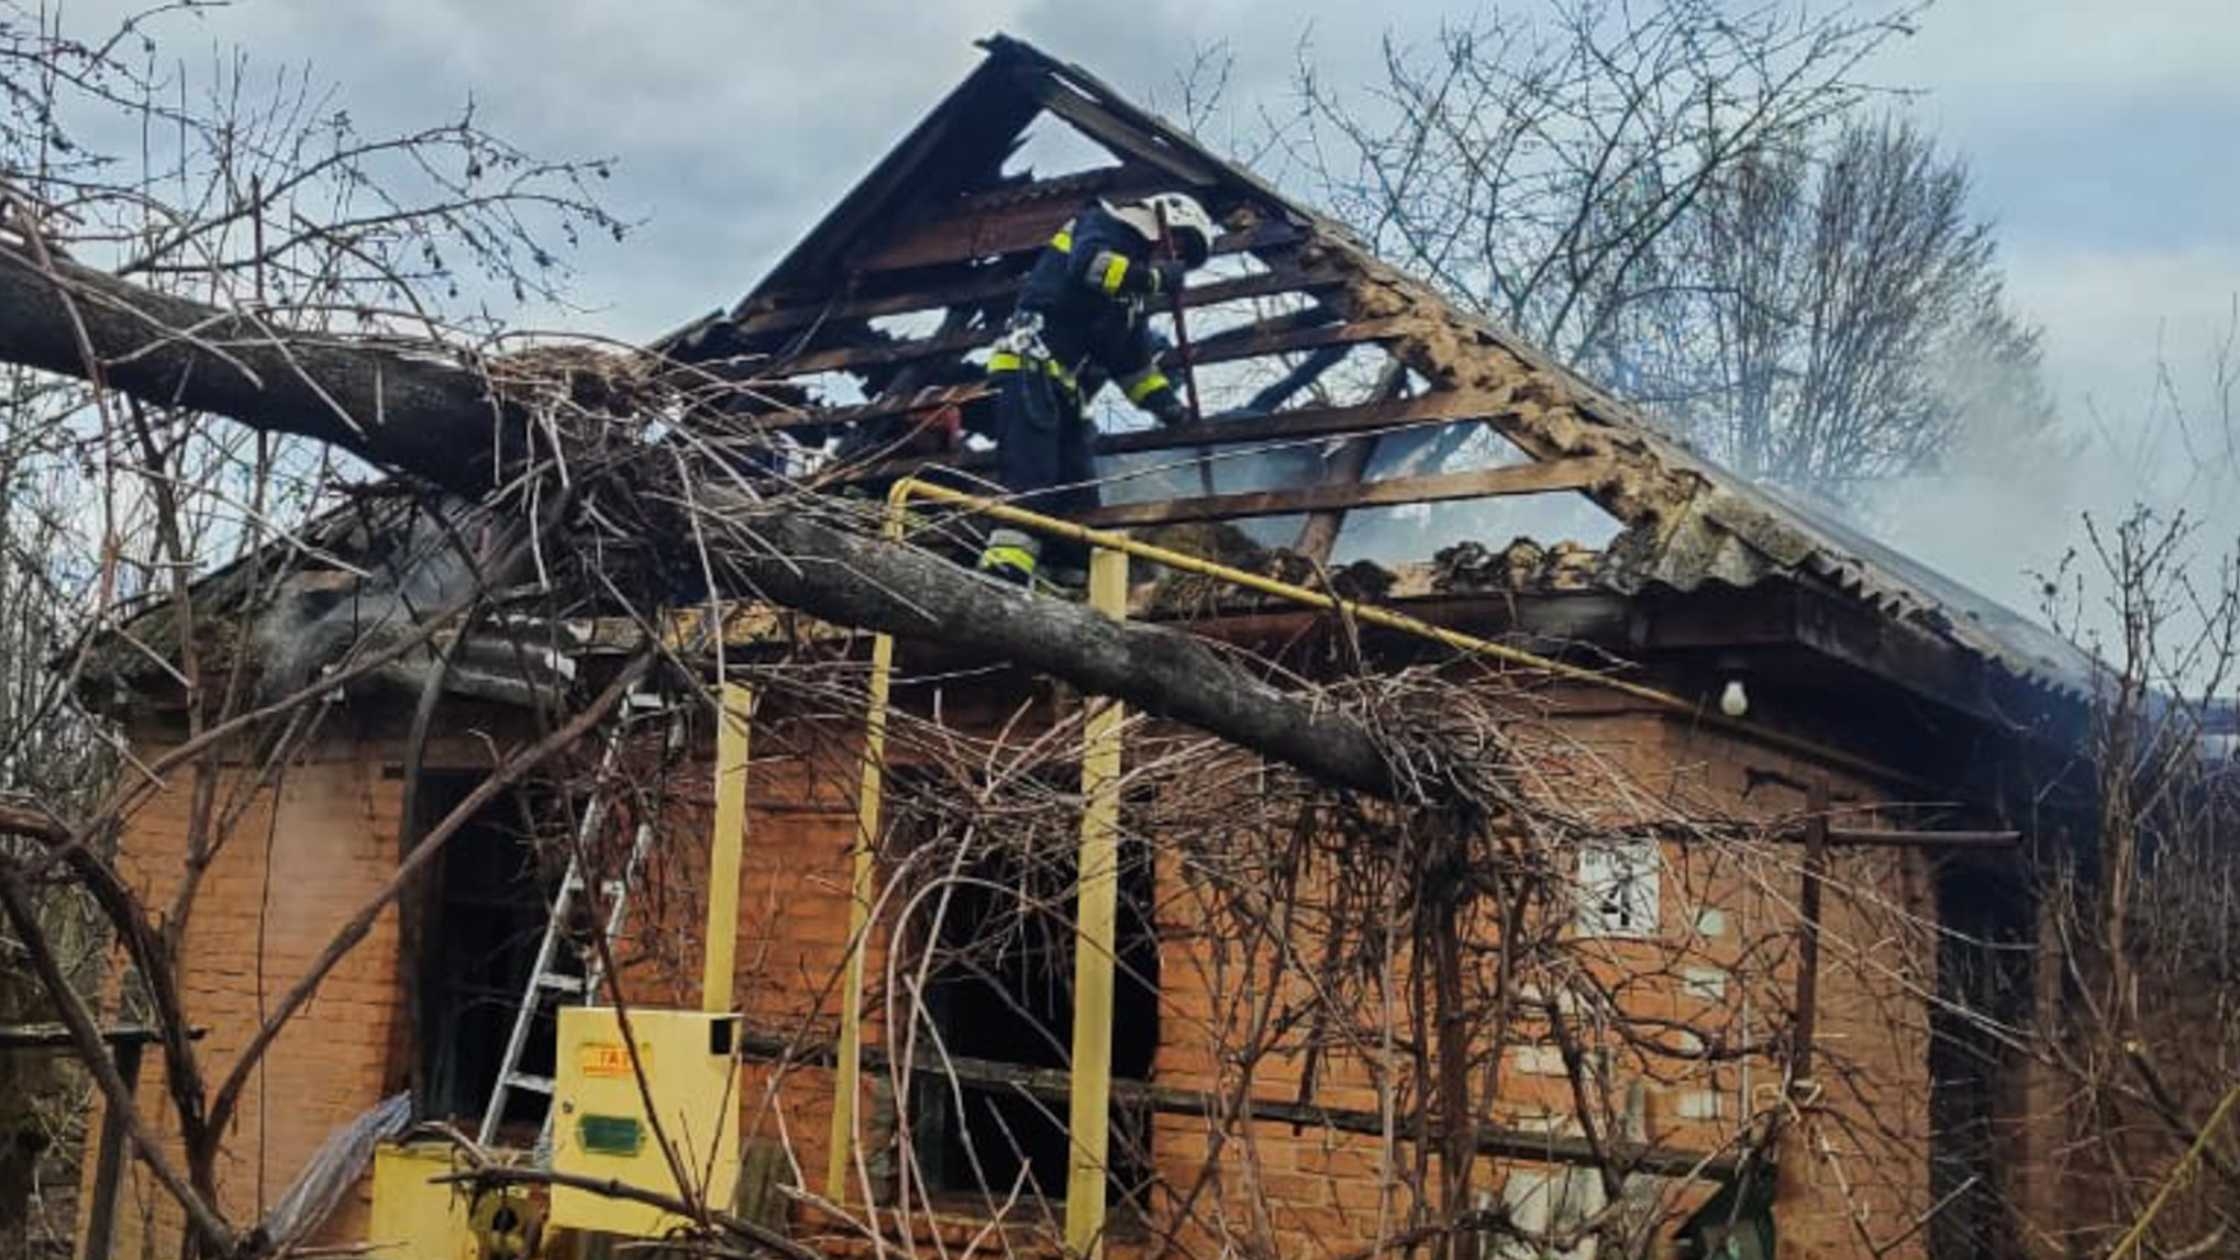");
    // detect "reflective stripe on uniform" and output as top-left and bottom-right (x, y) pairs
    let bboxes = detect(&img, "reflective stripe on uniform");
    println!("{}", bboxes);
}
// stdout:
(1122, 369), (1172, 404)
(980, 528), (1040, 579)
(1096, 251), (1130, 295)
(978, 544), (1038, 577)
(1050, 227), (1074, 253)
(987, 350), (1079, 395)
